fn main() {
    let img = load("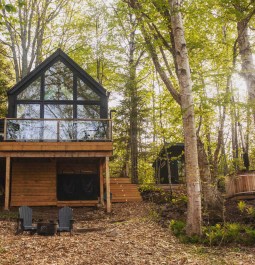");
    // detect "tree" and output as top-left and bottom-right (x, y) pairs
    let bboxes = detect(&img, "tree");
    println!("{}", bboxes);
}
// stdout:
(0, 44), (14, 117)
(127, 0), (202, 235)
(0, 0), (68, 81)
